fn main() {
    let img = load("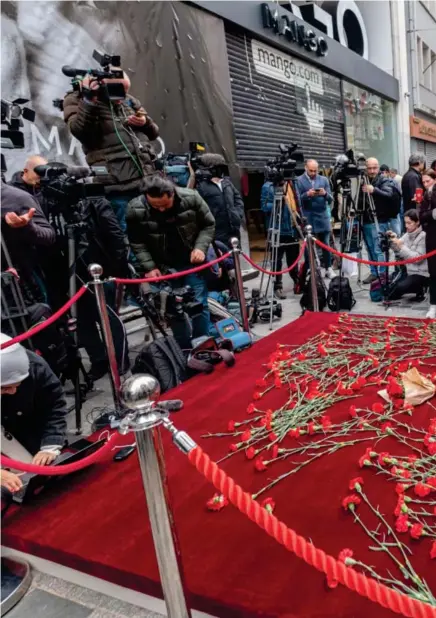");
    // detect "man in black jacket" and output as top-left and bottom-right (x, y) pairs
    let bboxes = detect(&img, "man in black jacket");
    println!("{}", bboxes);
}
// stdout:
(1, 333), (67, 480)
(127, 175), (215, 349)
(195, 154), (244, 248)
(9, 155), (48, 216)
(402, 153), (425, 212)
(1, 182), (56, 303)
(360, 158), (401, 283)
